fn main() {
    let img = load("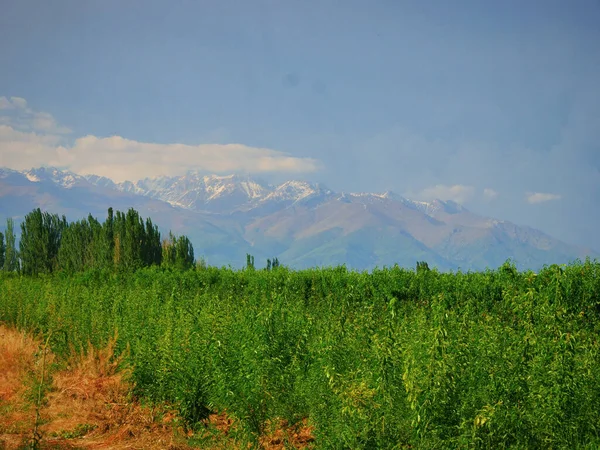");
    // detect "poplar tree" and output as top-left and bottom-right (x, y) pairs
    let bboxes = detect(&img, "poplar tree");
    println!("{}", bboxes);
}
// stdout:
(57, 218), (94, 272)
(143, 217), (162, 266)
(19, 208), (66, 275)
(162, 232), (194, 270)
(0, 231), (5, 269)
(175, 235), (194, 270)
(161, 232), (177, 268)
(11, 206), (191, 274)
(101, 207), (115, 269)
(3, 218), (18, 272)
